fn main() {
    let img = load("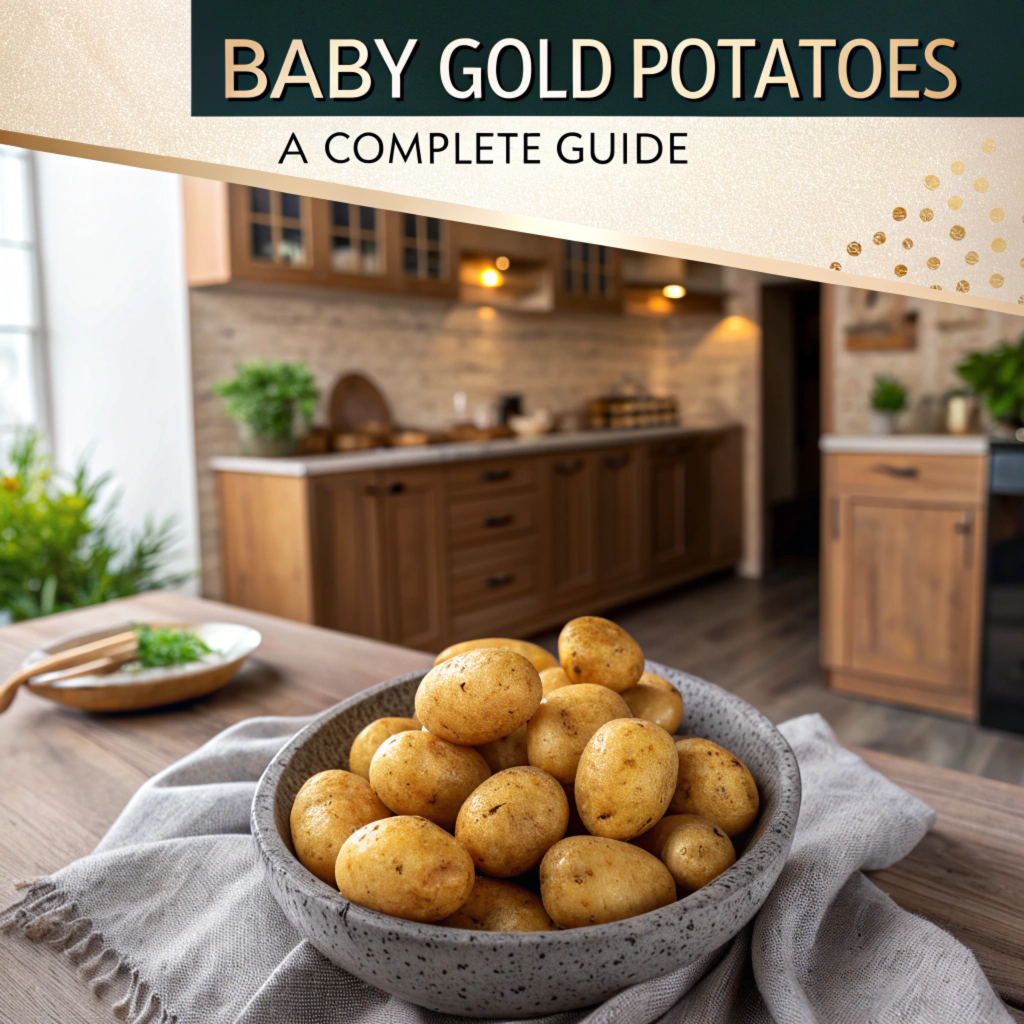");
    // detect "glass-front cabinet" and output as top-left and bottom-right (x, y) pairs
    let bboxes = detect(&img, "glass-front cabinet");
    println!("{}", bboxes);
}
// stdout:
(227, 185), (455, 296)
